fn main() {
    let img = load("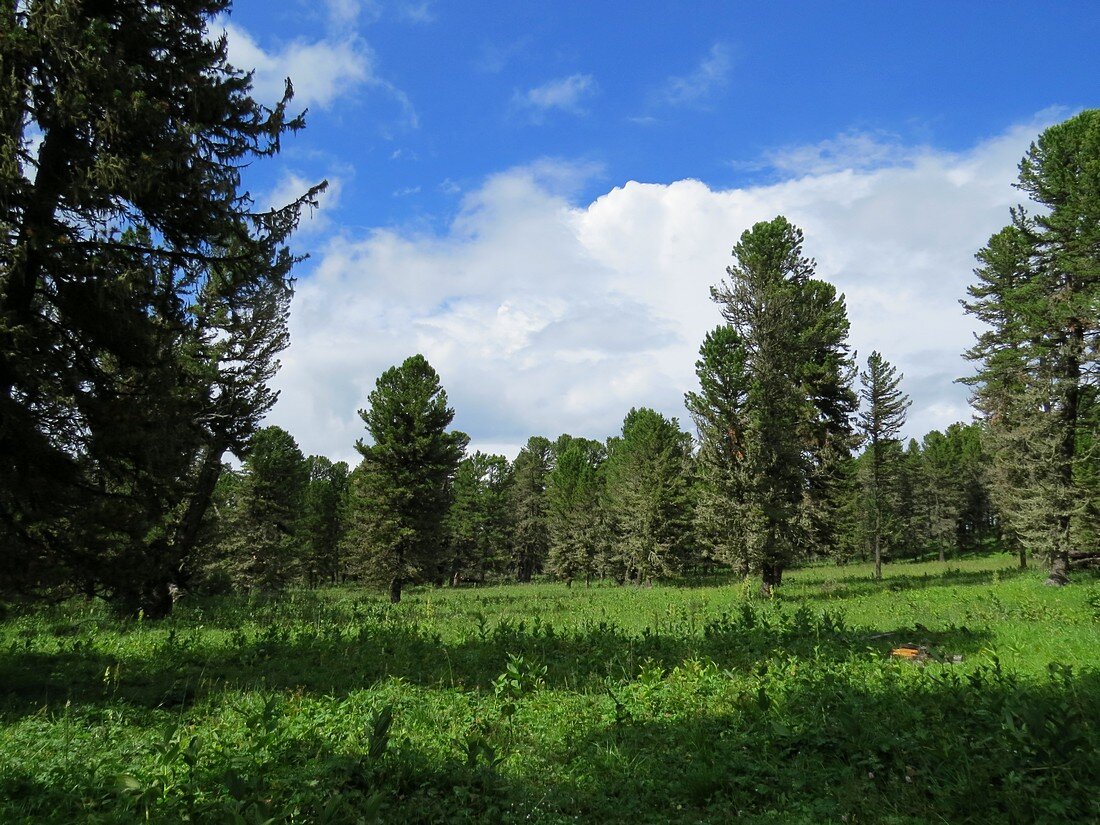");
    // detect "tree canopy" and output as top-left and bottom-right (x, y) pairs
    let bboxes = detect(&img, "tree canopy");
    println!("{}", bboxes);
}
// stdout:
(0, 0), (321, 615)
(345, 355), (468, 602)
(706, 216), (857, 593)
